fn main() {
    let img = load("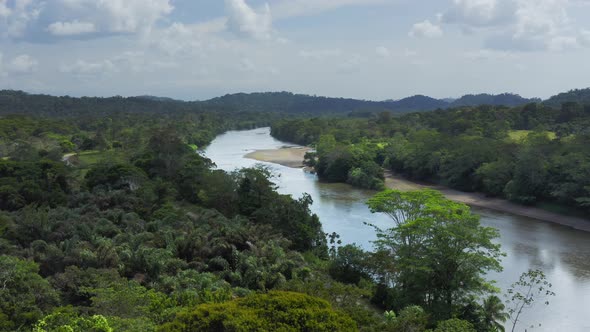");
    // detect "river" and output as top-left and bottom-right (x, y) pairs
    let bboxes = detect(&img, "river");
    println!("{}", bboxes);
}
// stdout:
(204, 127), (590, 332)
